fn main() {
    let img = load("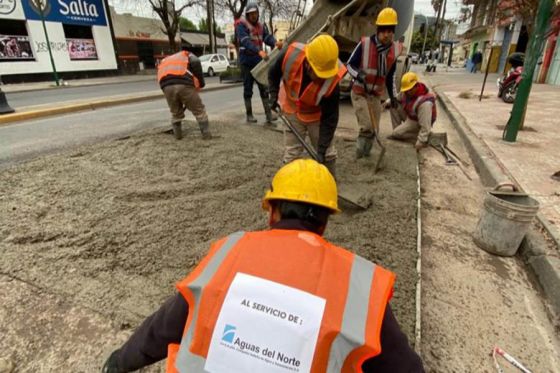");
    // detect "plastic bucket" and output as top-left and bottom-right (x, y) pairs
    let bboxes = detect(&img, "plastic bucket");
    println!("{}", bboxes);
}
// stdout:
(473, 183), (539, 256)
